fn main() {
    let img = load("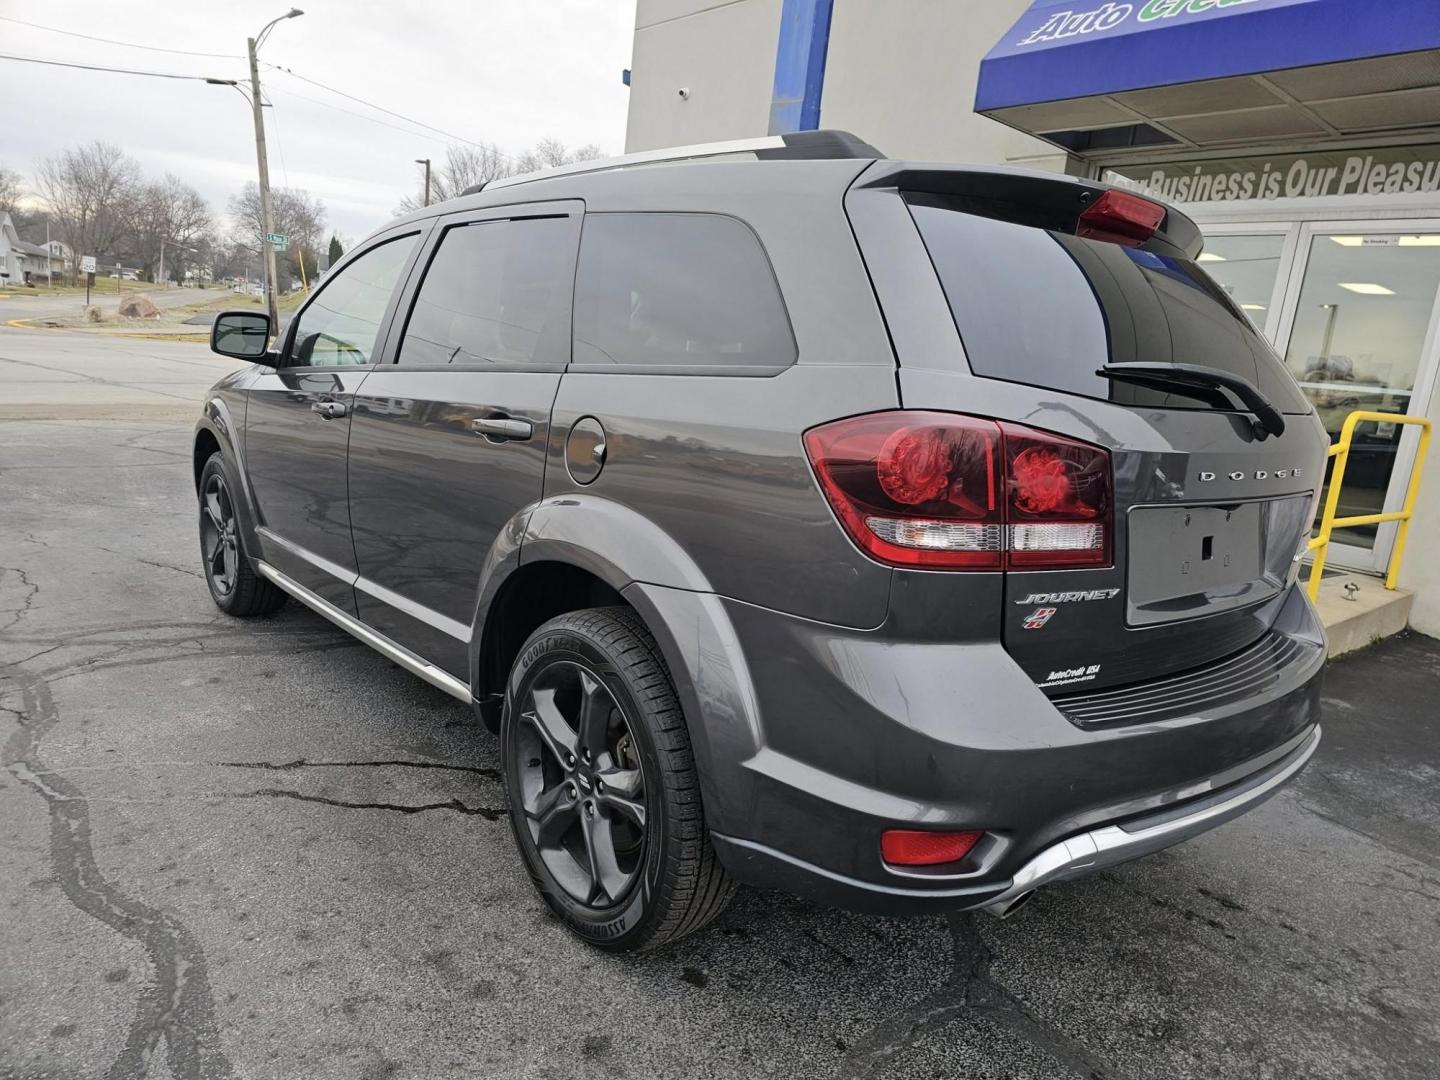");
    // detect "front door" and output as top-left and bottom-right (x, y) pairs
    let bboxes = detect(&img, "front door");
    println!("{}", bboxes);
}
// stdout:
(245, 228), (425, 610)
(1273, 221), (1440, 571)
(346, 202), (581, 676)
